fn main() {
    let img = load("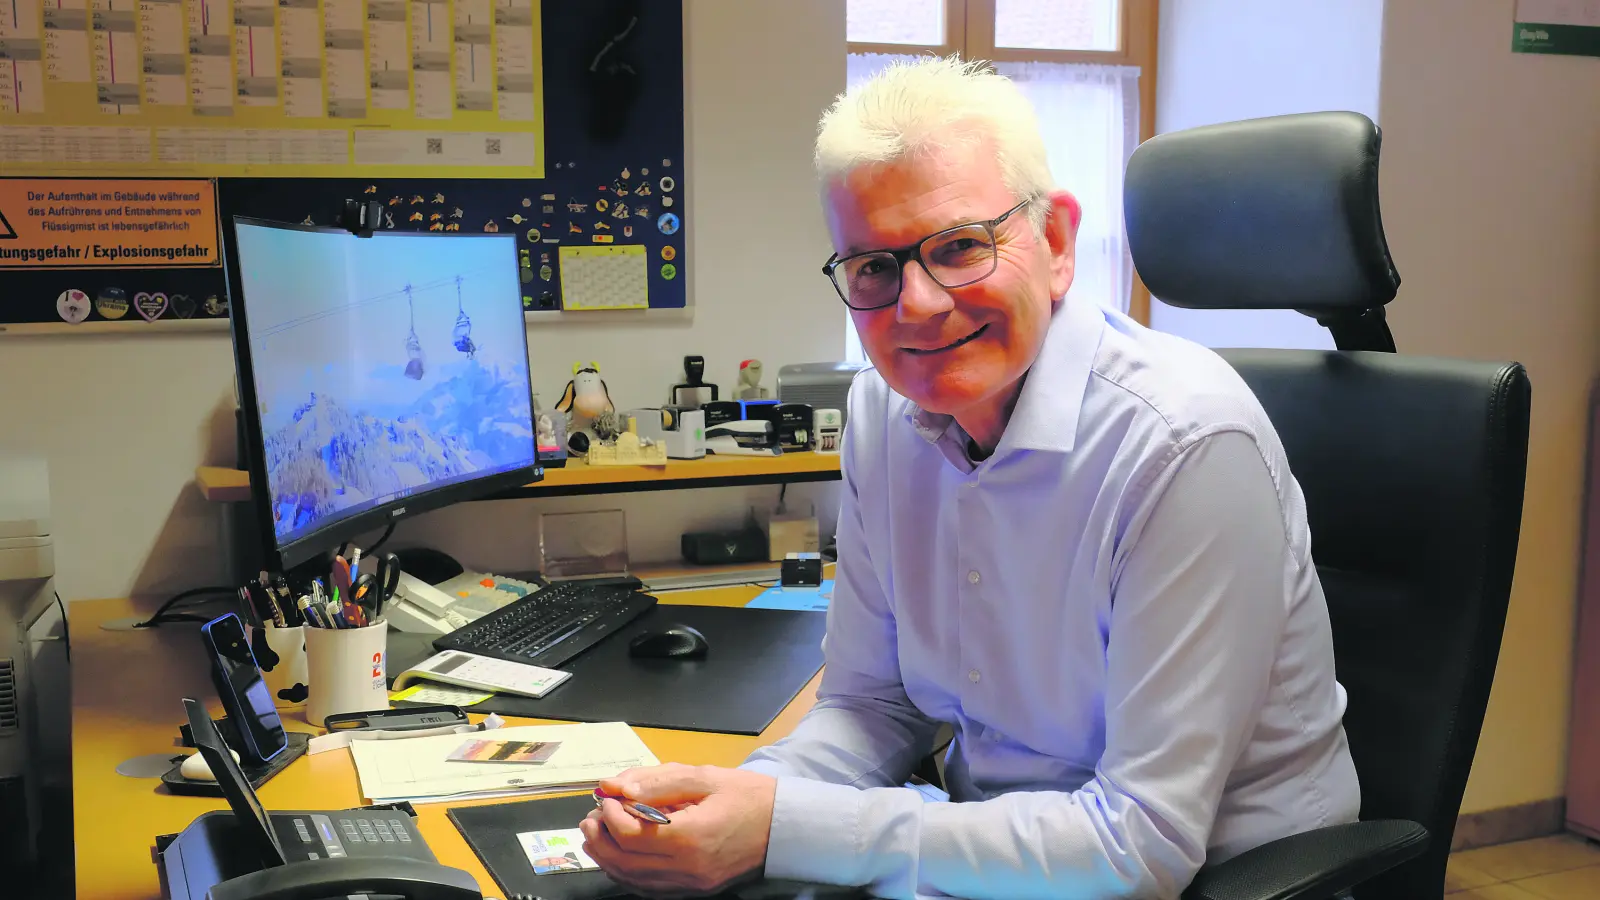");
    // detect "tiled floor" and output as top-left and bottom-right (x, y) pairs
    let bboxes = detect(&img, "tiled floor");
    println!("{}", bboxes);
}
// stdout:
(1447, 834), (1600, 899)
